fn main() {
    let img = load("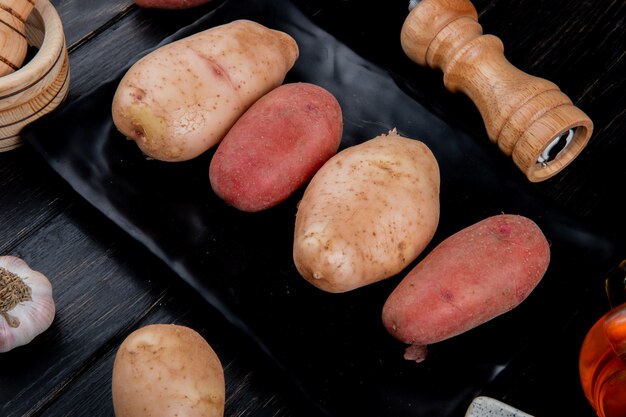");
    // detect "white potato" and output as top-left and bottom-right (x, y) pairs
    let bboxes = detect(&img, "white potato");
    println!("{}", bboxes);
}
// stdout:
(293, 130), (440, 293)
(112, 324), (225, 417)
(112, 19), (299, 161)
